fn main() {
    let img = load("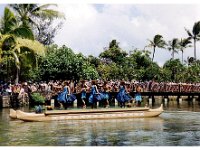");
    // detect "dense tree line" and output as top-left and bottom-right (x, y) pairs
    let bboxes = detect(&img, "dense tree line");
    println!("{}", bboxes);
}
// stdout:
(1, 4), (200, 83)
